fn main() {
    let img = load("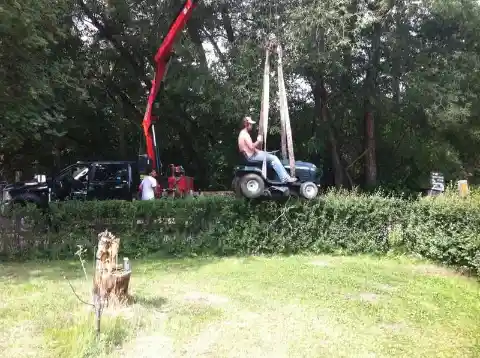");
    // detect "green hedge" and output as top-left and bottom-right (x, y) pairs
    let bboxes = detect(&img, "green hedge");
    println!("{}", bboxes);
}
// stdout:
(1, 190), (479, 274)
